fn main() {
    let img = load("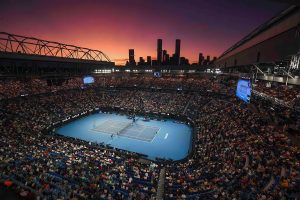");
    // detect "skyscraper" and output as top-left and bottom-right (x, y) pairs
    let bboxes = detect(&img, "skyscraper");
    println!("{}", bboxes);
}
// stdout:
(162, 50), (167, 64)
(206, 55), (210, 65)
(147, 56), (152, 66)
(157, 39), (162, 65)
(212, 56), (217, 64)
(138, 57), (145, 66)
(128, 49), (136, 66)
(198, 53), (204, 65)
(165, 53), (170, 64)
(180, 57), (189, 65)
(174, 39), (181, 65)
